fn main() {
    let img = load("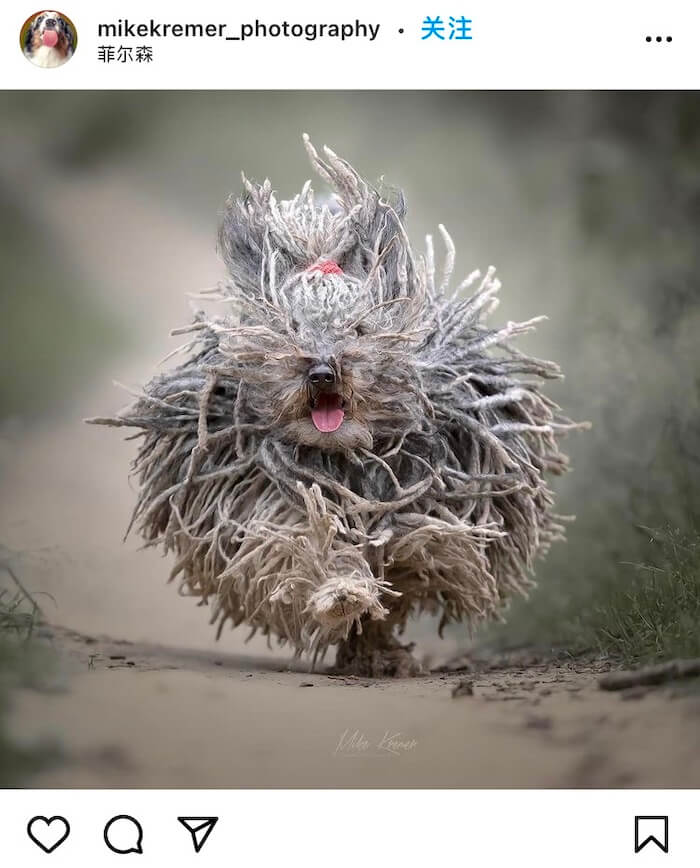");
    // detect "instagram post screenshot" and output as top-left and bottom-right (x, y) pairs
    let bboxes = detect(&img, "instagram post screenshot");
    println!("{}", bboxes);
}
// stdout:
(1, 0), (699, 863)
